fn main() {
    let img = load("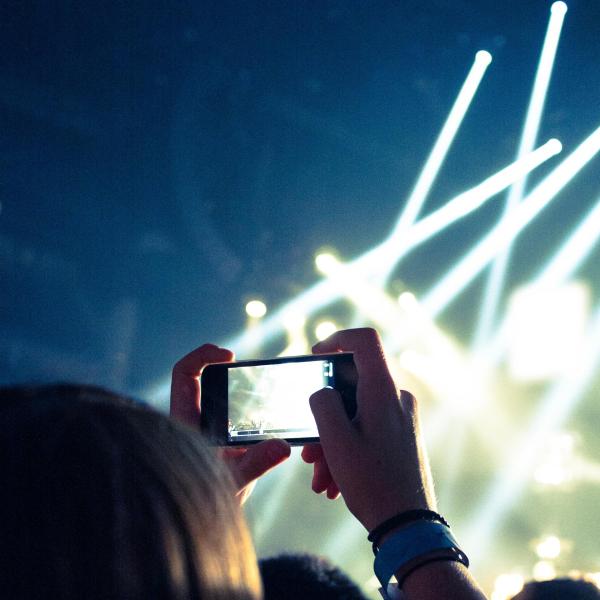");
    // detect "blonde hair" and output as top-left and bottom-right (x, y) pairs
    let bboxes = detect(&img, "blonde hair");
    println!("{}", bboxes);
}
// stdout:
(0, 384), (262, 600)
